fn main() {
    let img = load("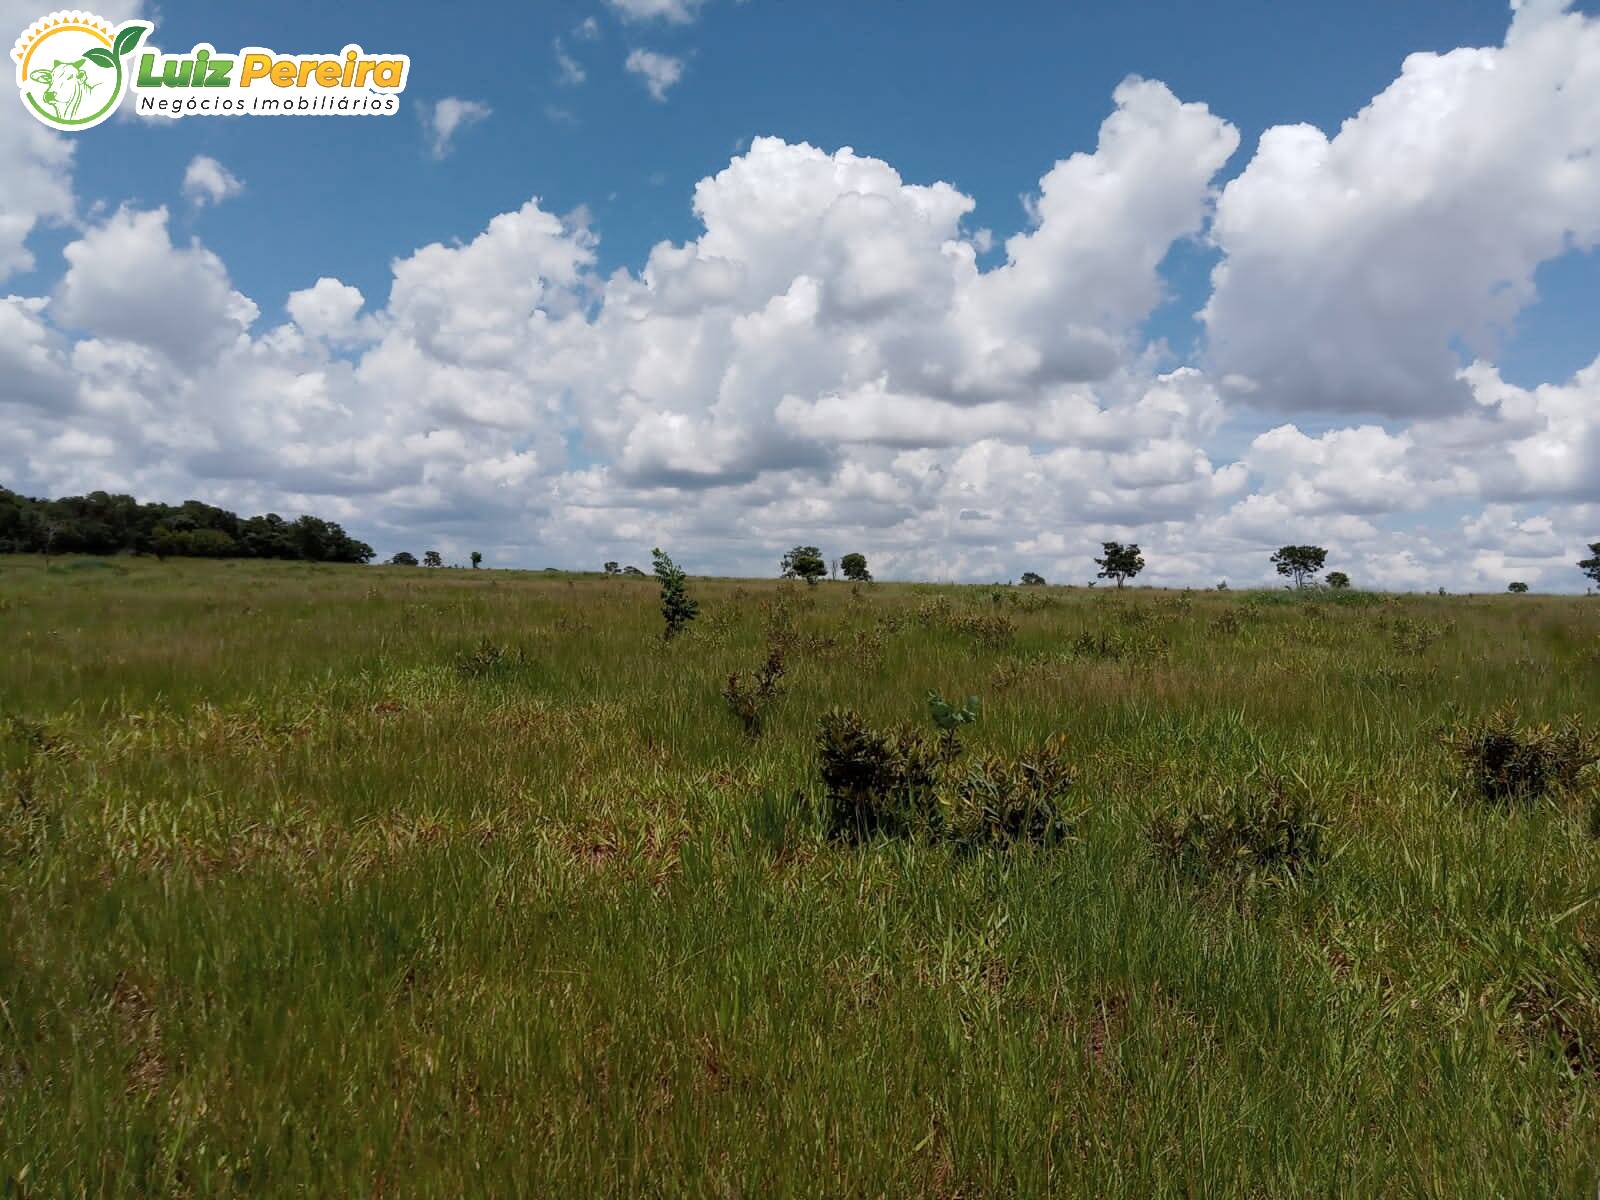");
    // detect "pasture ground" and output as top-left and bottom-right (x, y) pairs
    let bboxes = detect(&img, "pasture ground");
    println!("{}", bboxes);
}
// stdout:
(2, 556), (1598, 1196)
